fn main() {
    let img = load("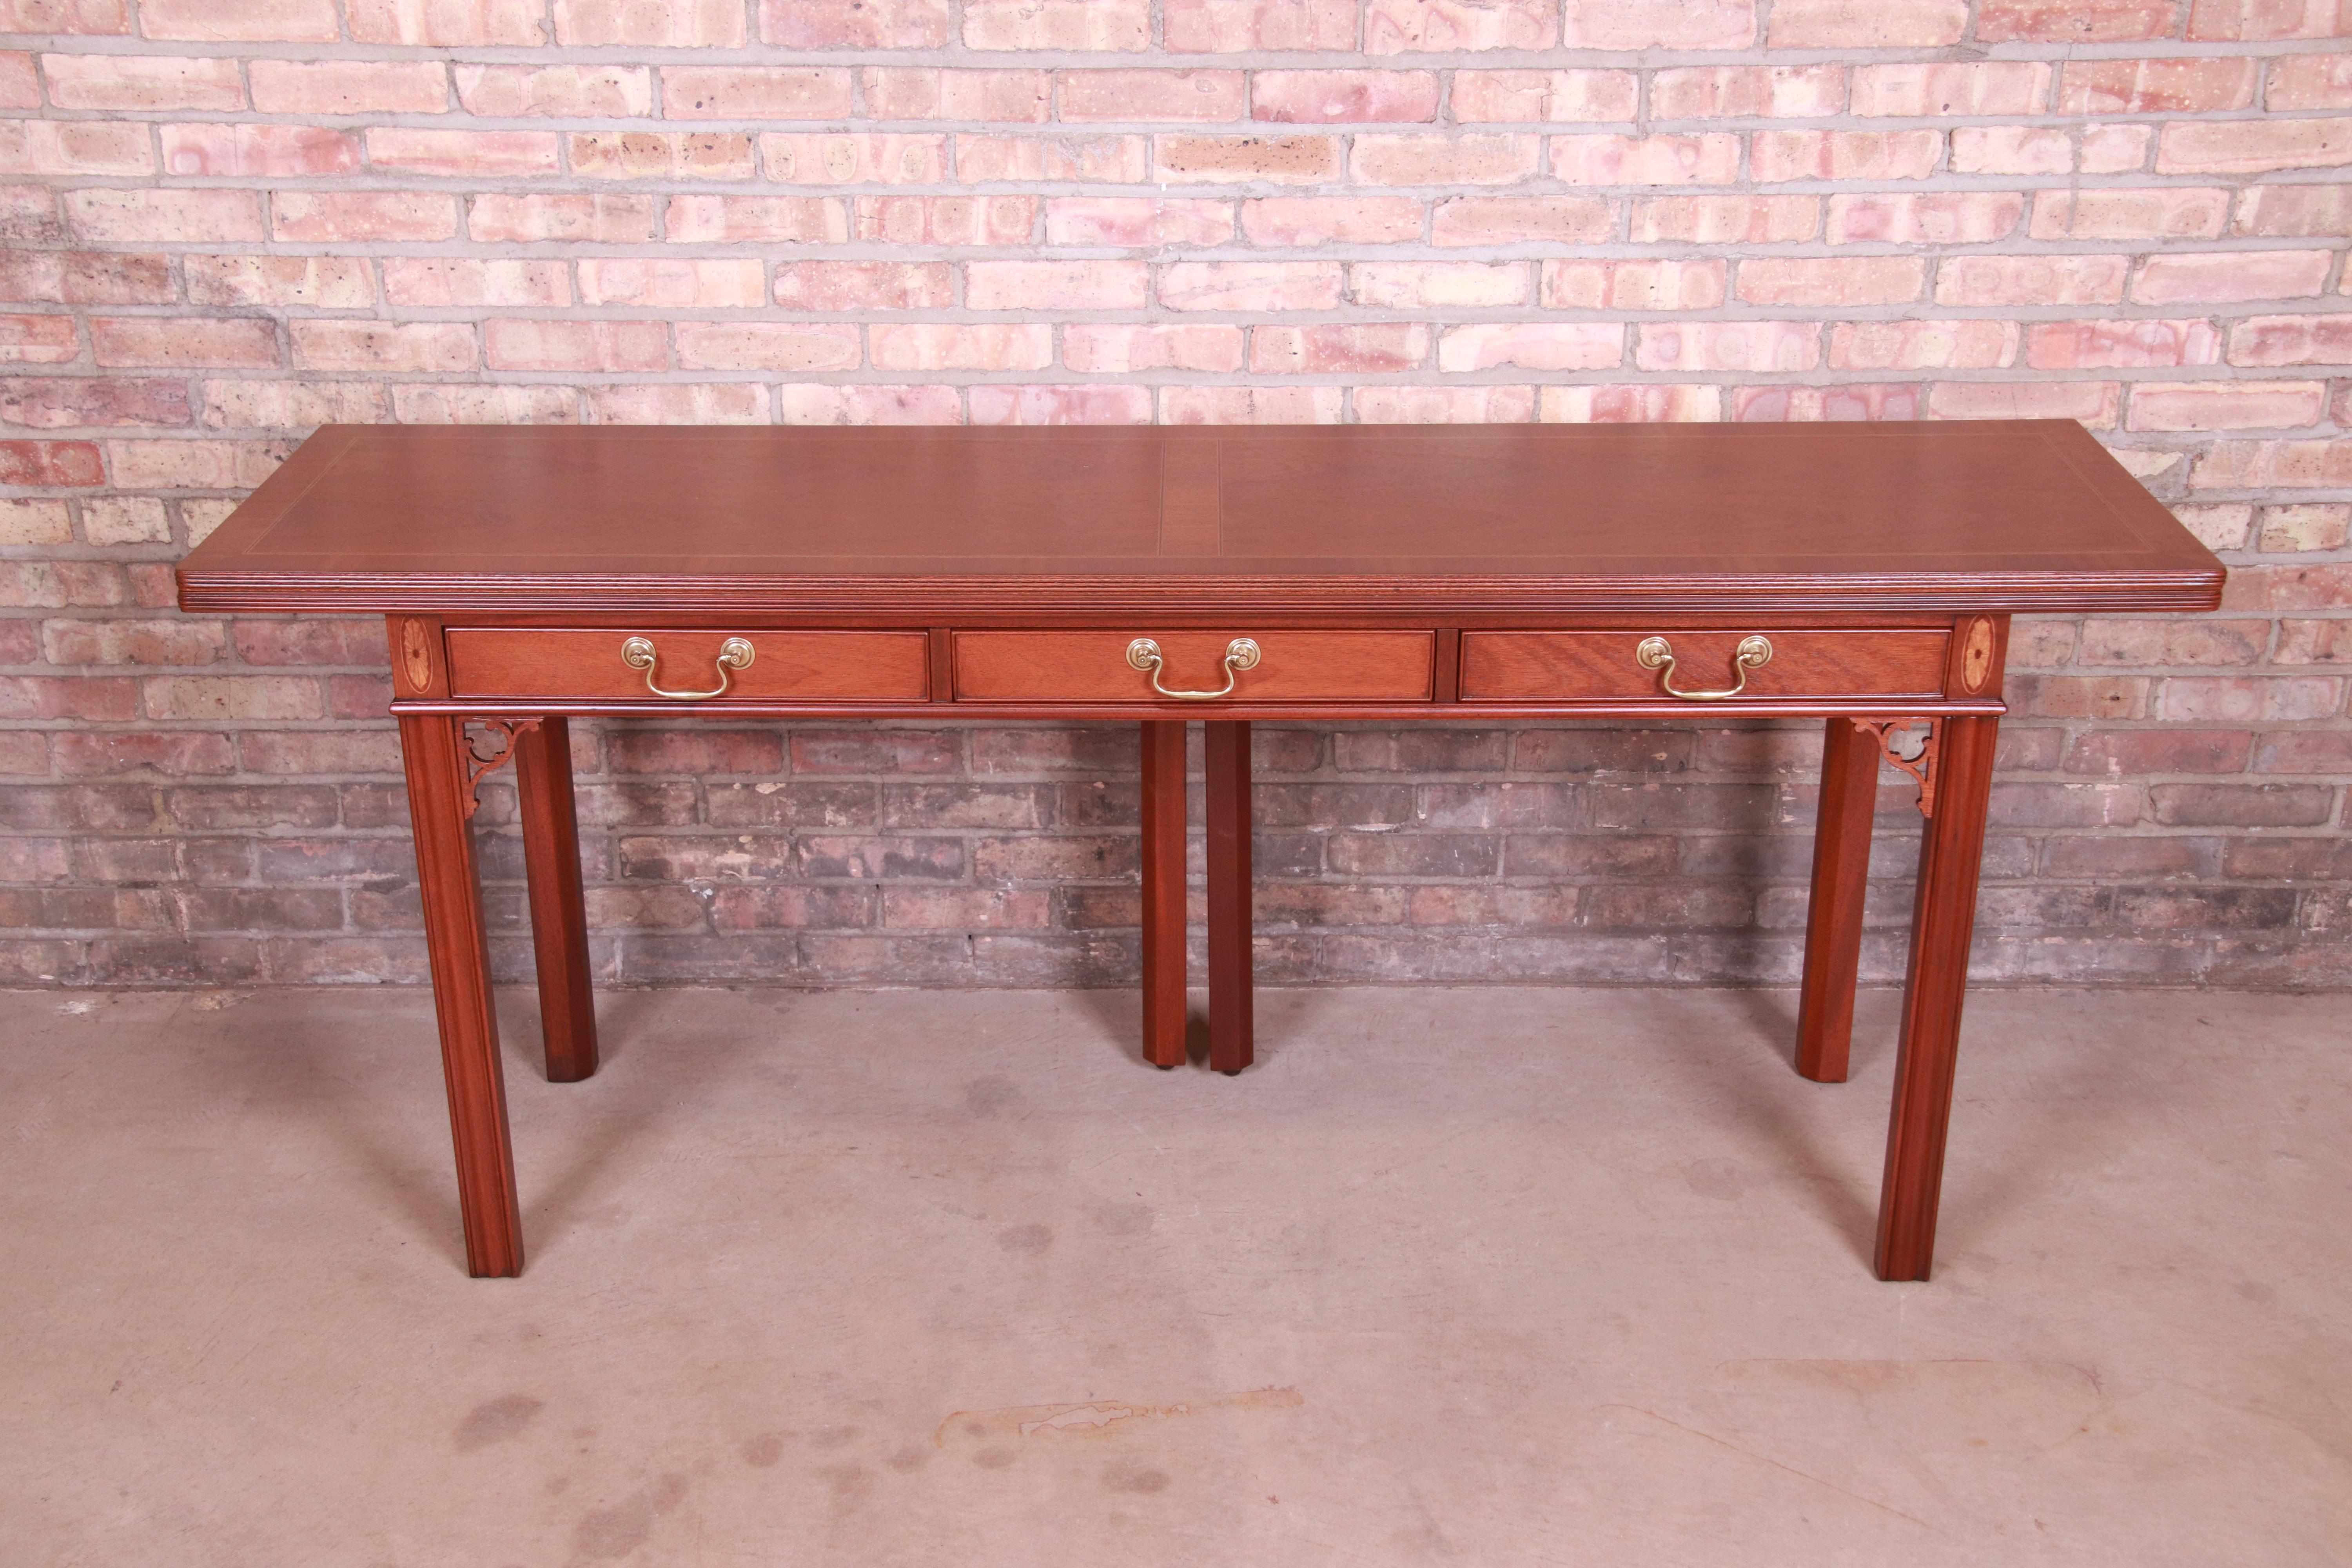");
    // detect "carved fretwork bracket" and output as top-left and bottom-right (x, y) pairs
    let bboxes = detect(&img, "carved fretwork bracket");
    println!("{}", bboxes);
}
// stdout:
(461, 719), (540, 820)
(1854, 718), (1937, 818)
